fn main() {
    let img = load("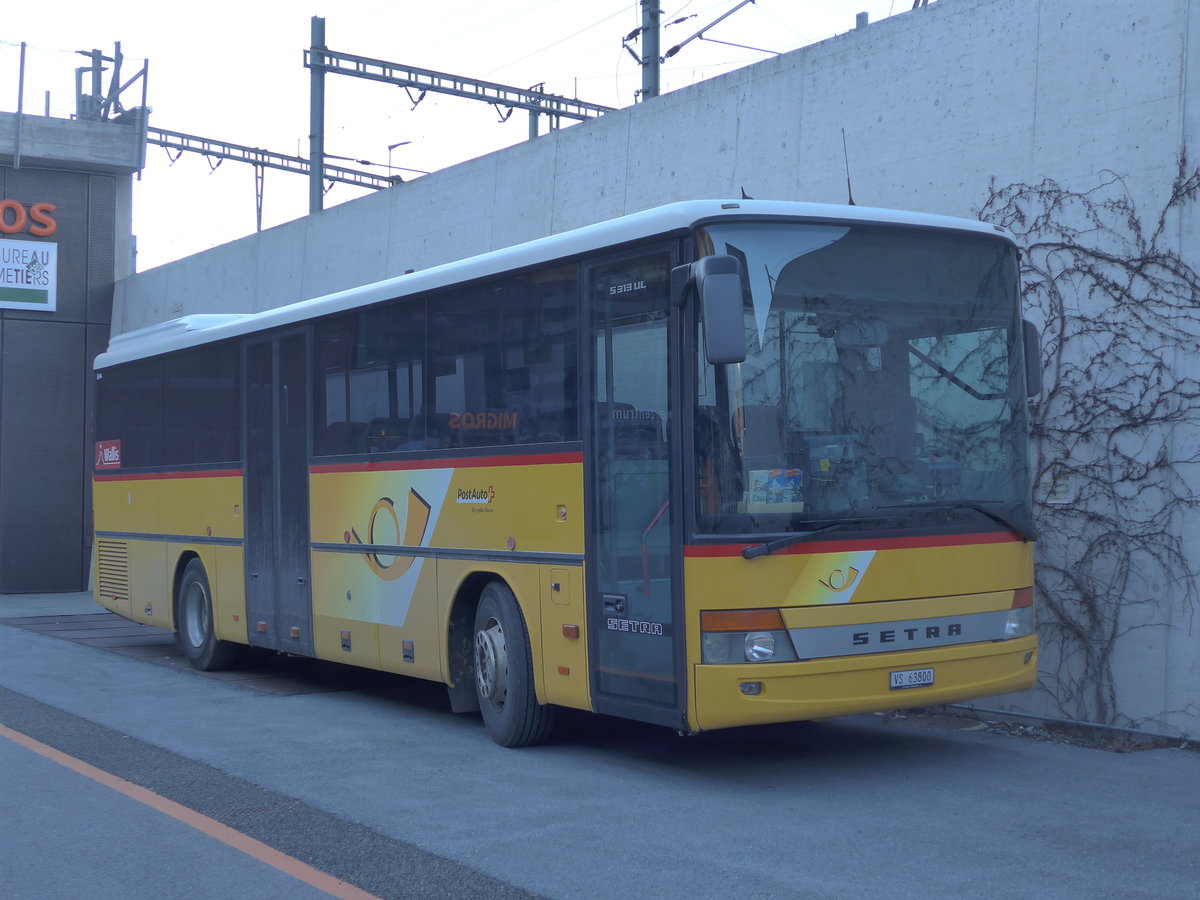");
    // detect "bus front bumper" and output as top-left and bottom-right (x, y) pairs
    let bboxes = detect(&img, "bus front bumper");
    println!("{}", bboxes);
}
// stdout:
(691, 635), (1038, 732)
